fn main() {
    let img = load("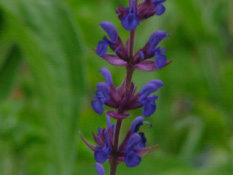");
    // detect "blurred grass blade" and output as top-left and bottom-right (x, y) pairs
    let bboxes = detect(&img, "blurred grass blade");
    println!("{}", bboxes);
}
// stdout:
(0, 0), (85, 175)
(0, 44), (22, 104)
